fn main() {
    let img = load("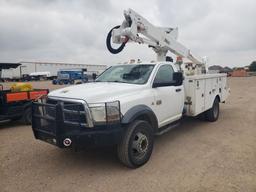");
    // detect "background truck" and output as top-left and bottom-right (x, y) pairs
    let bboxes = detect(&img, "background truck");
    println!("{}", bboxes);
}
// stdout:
(31, 9), (229, 168)
(52, 69), (88, 85)
(29, 71), (51, 81)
